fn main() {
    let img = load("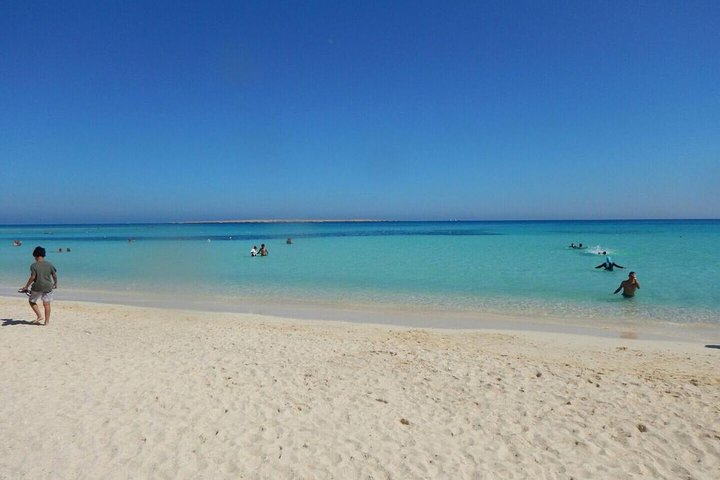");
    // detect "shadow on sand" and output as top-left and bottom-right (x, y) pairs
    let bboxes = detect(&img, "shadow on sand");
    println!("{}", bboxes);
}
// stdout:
(1, 318), (42, 327)
(705, 345), (720, 350)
